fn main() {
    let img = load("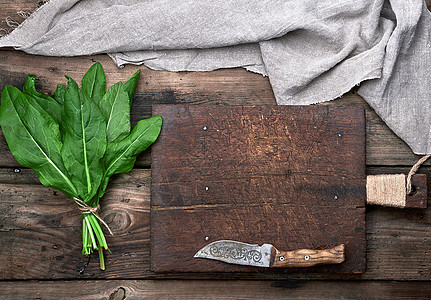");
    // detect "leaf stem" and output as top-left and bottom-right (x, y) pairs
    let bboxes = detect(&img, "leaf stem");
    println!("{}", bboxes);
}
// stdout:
(87, 214), (108, 249)
(84, 215), (97, 250)
(81, 213), (108, 269)
(82, 217), (88, 255)
(98, 241), (105, 270)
